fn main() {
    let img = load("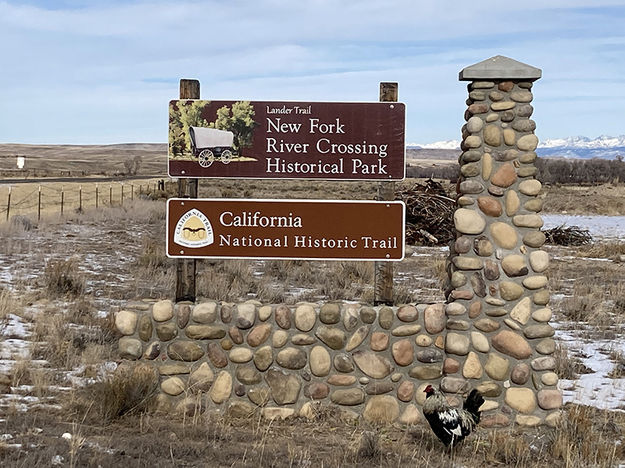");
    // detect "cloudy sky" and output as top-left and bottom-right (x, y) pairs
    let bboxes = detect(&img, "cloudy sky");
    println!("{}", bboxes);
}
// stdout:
(1, 0), (624, 145)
